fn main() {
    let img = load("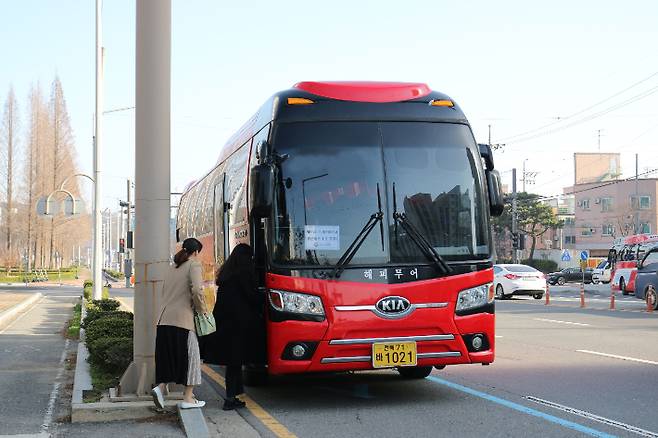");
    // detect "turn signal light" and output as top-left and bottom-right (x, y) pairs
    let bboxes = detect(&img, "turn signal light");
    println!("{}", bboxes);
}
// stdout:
(287, 97), (315, 105)
(429, 99), (454, 107)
